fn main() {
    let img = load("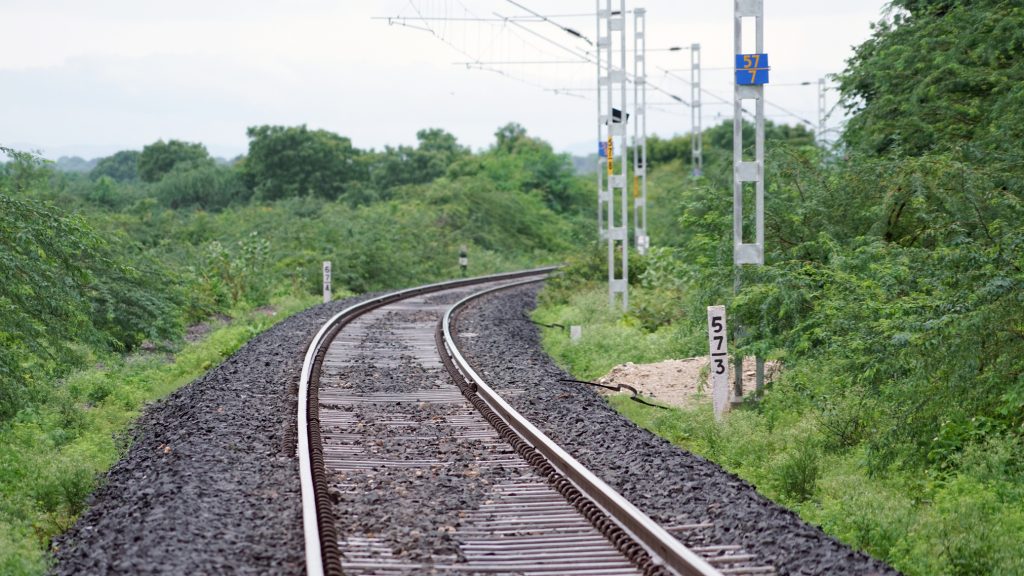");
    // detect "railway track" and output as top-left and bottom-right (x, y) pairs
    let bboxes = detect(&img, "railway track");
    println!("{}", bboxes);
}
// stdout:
(298, 270), (774, 576)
